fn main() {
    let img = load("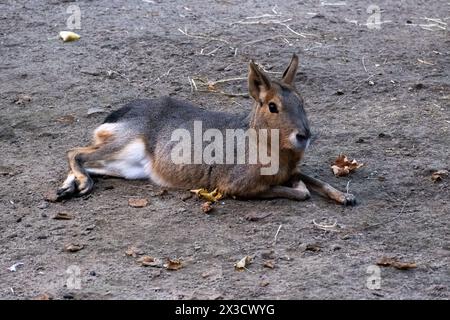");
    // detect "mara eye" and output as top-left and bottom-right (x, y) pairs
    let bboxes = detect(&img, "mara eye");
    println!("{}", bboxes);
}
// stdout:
(268, 102), (278, 113)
